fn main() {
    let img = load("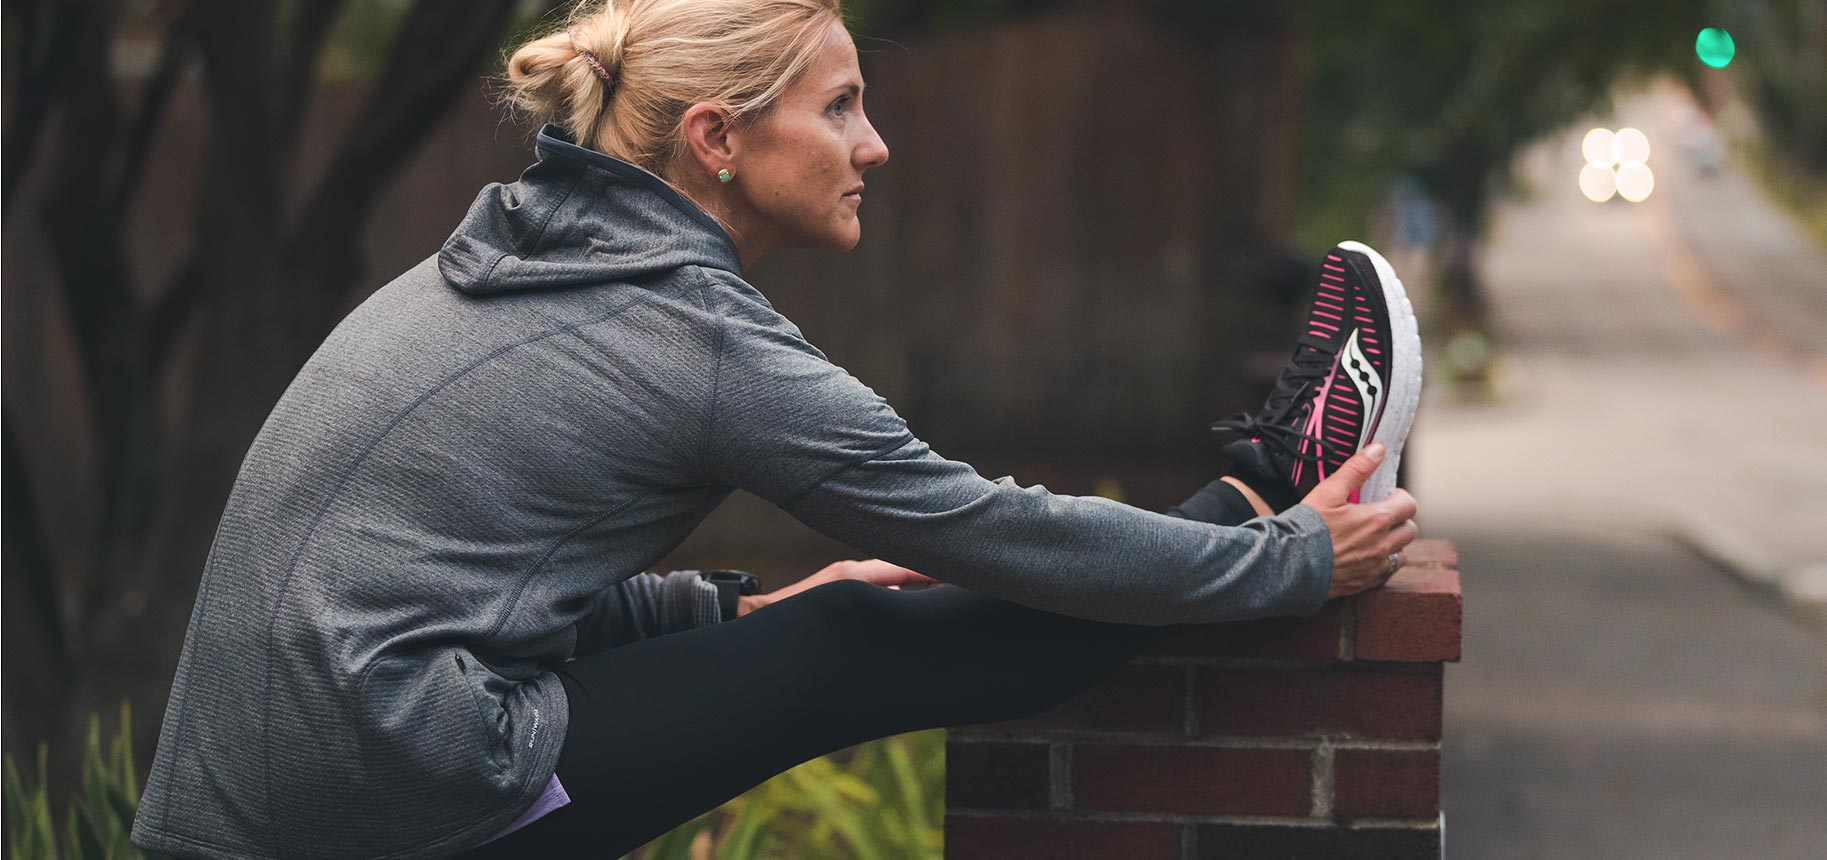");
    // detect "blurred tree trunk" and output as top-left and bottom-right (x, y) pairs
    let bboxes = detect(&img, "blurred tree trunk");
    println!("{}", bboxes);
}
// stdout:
(1435, 149), (1493, 334)
(2, 0), (524, 814)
